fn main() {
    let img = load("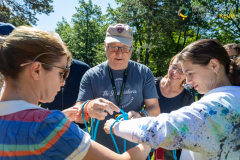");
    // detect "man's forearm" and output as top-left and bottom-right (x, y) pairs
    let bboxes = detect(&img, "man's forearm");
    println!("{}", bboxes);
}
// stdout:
(145, 104), (160, 117)
(143, 98), (160, 117)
